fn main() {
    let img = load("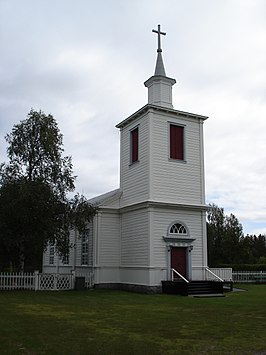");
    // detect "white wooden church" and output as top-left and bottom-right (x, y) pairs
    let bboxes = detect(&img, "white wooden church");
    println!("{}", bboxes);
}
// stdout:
(43, 26), (224, 294)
